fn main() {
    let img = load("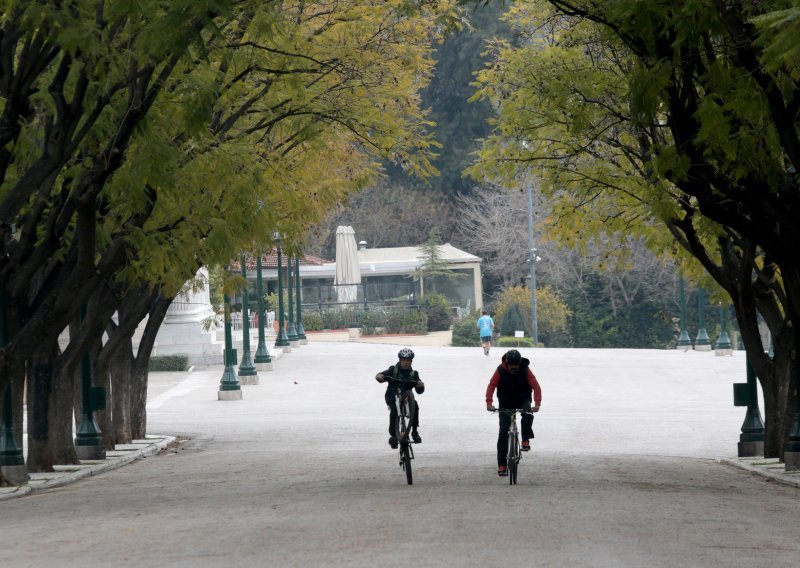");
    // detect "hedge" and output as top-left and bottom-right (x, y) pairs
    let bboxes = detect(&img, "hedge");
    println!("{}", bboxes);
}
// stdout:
(149, 354), (189, 372)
